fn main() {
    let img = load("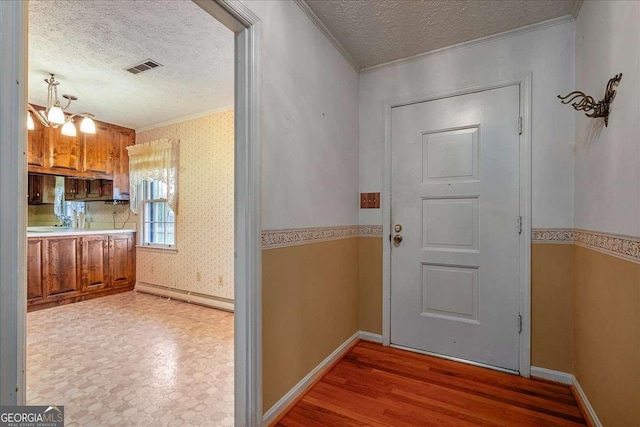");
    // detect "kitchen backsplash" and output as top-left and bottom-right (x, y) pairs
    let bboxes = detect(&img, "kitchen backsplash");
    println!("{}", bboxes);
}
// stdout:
(28, 202), (137, 230)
